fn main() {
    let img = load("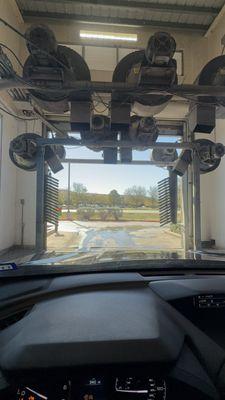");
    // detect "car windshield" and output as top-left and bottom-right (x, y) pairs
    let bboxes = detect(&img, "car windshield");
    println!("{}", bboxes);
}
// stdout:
(0, 10), (225, 270)
(42, 136), (184, 262)
(2, 133), (188, 267)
